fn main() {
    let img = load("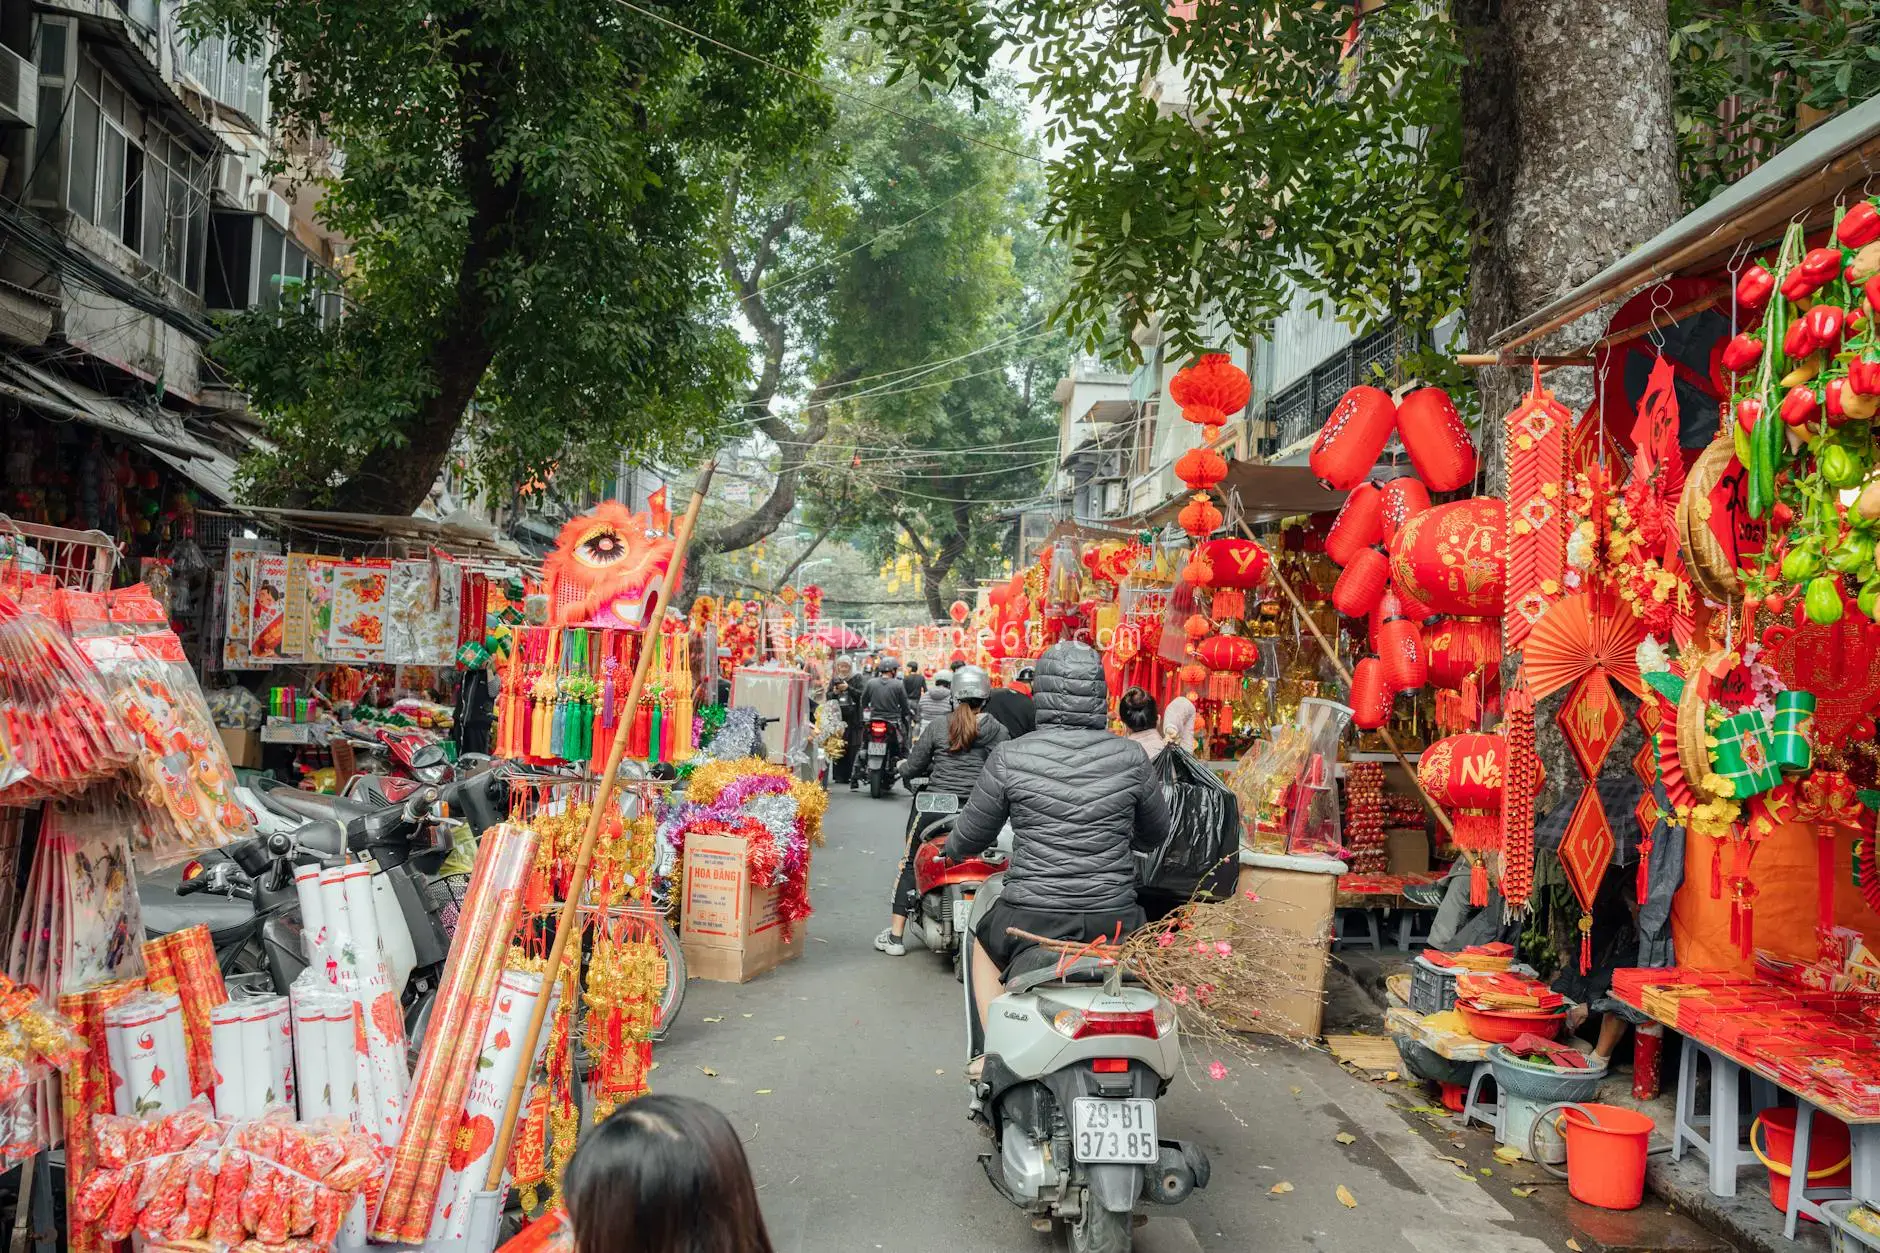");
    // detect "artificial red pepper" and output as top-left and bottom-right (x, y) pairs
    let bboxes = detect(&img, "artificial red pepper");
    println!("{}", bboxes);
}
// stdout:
(1806, 304), (1848, 350)
(1826, 378), (1849, 425)
(1736, 397), (1765, 433)
(1803, 247), (1847, 281)
(1850, 356), (1880, 396)
(1865, 273), (1880, 314)
(1721, 333), (1763, 373)
(1785, 265), (1830, 303)
(1781, 385), (1821, 427)
(1840, 202), (1880, 249)
(1738, 264), (1776, 311)
(1785, 319), (1820, 360)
